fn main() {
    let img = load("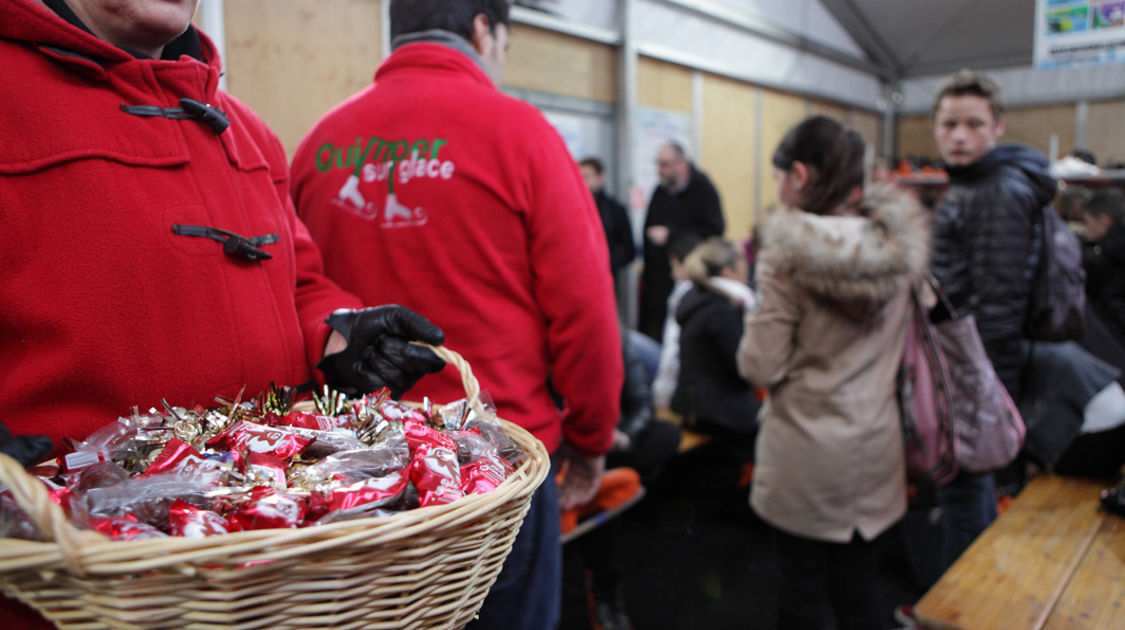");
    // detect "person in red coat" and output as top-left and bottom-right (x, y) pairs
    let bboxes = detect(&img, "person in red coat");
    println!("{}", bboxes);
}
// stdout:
(290, 1), (624, 627)
(0, 1), (444, 626)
